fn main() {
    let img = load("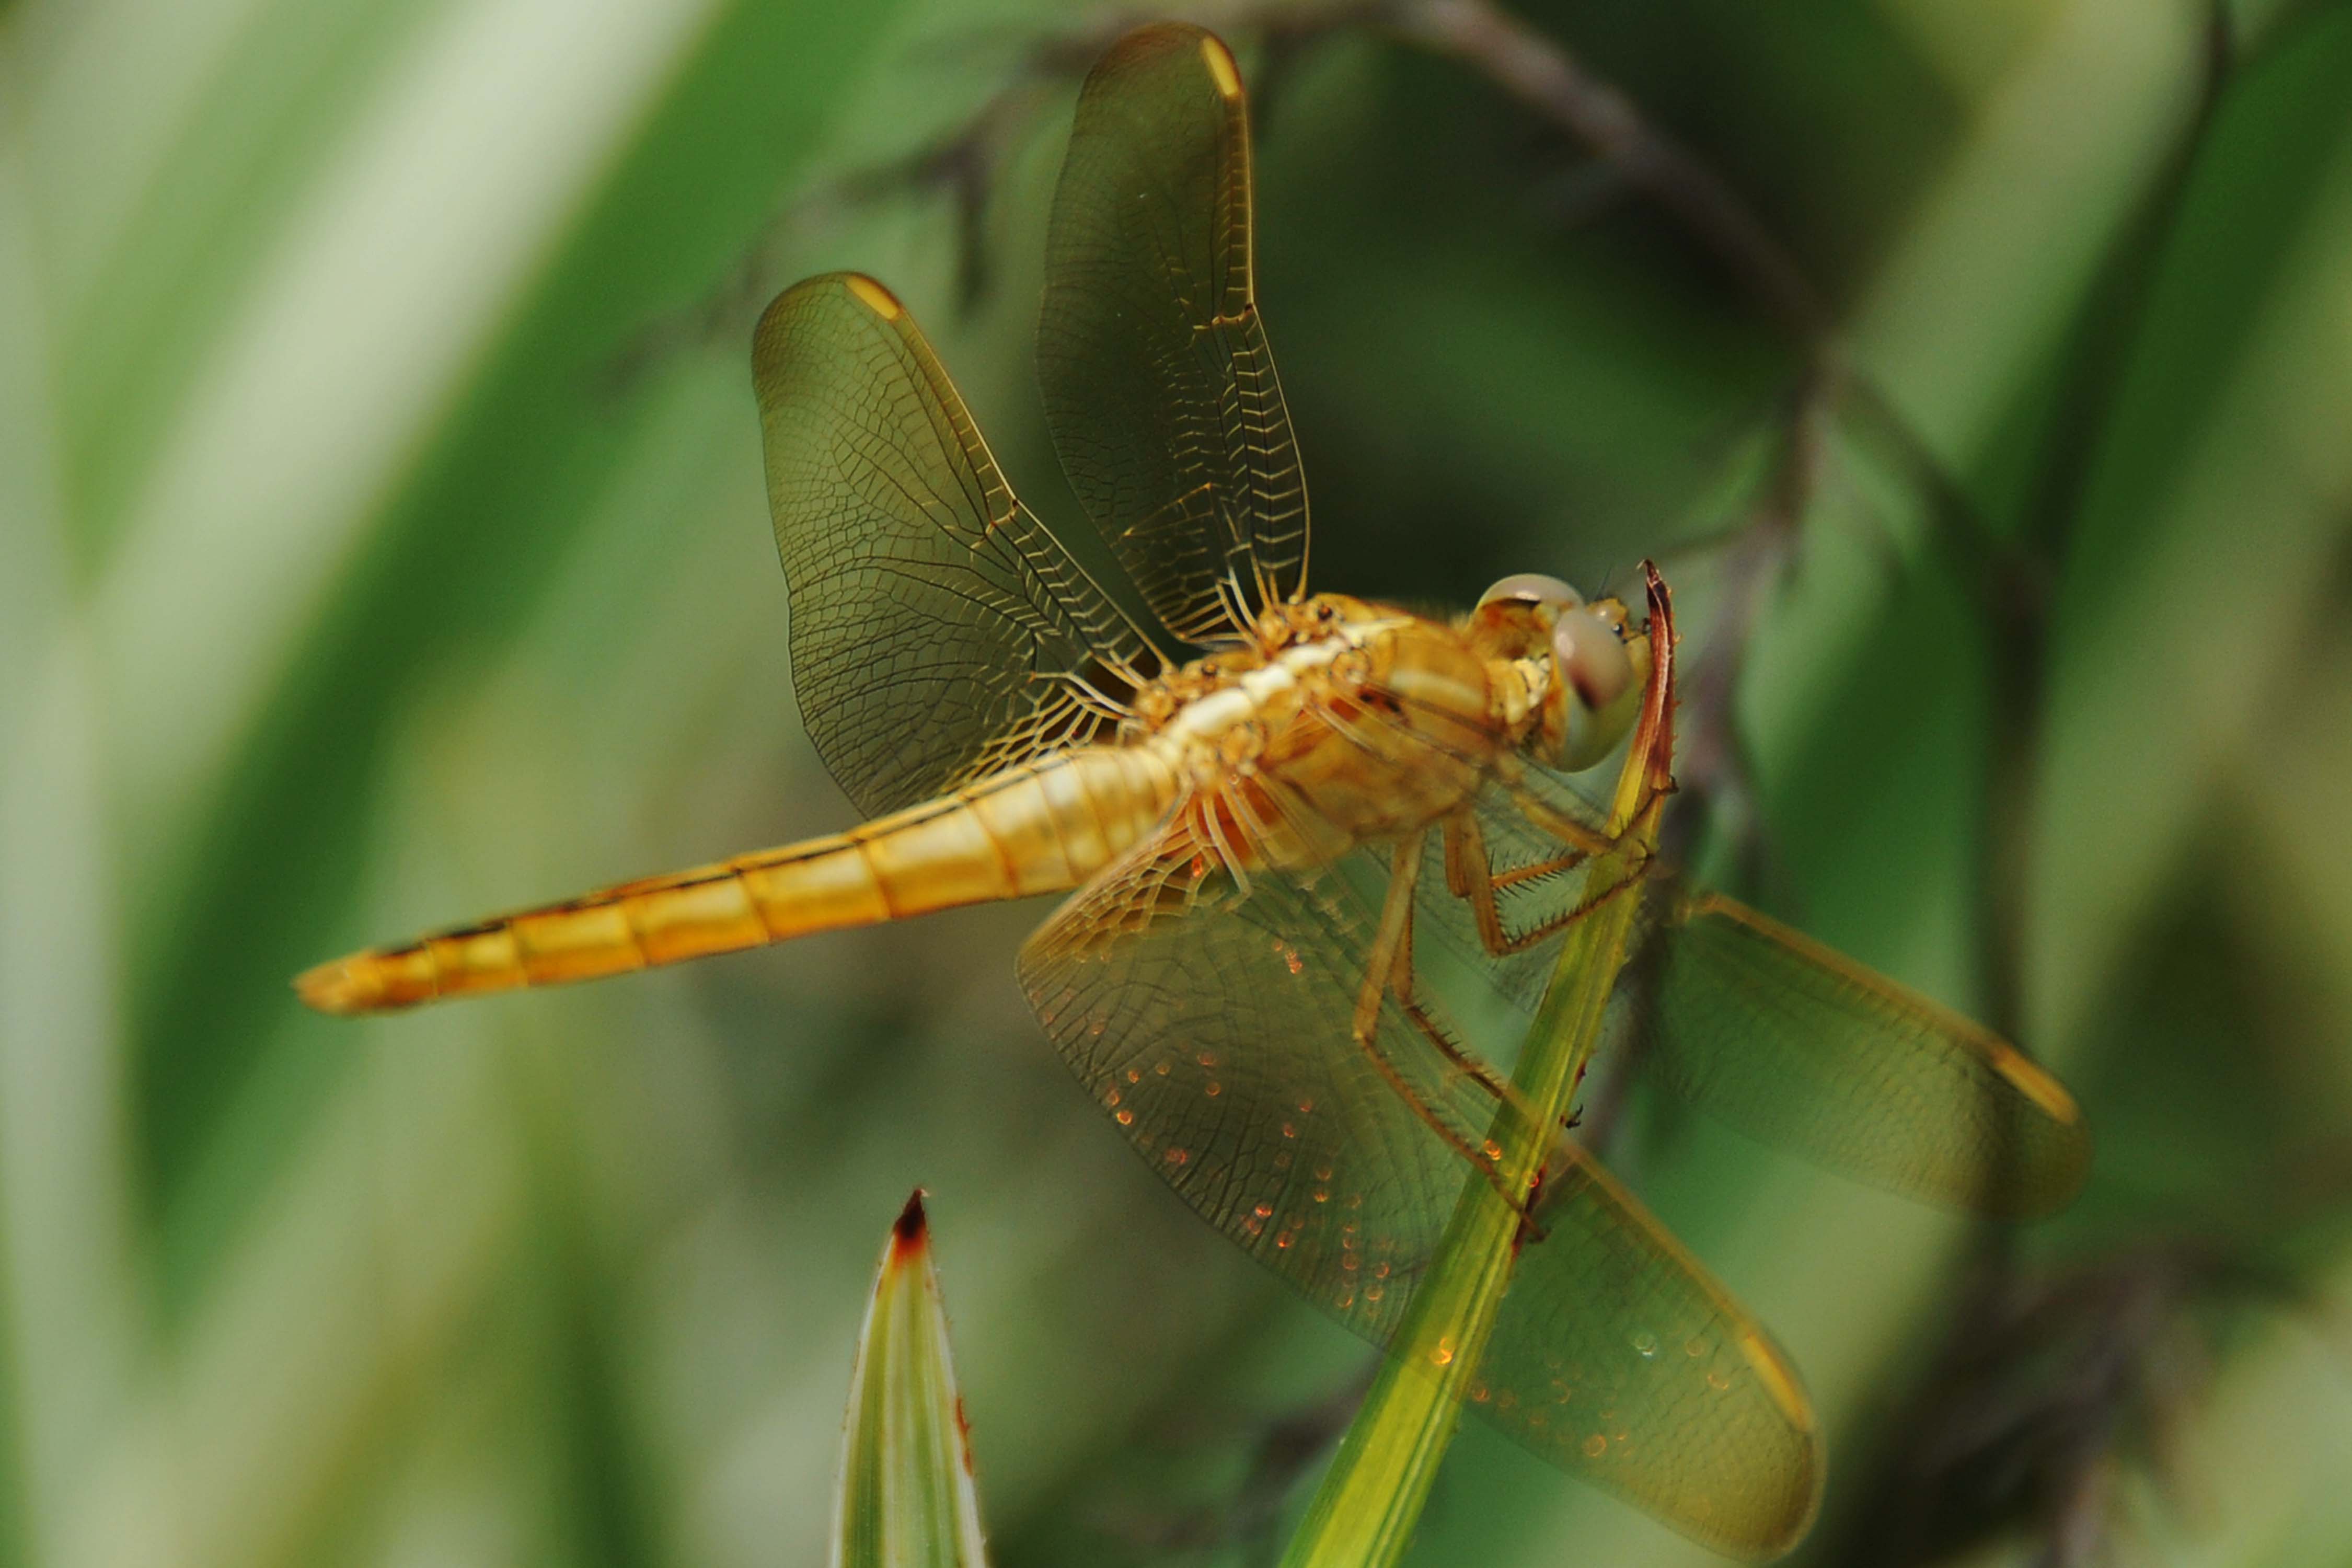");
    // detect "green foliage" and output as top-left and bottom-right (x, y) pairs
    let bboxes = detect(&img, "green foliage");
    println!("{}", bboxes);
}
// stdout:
(835, 1194), (990, 1568)
(3, 2), (2350, 1566)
